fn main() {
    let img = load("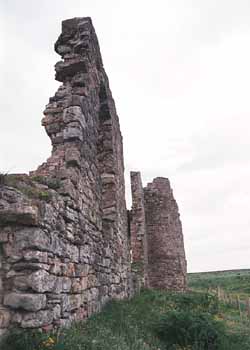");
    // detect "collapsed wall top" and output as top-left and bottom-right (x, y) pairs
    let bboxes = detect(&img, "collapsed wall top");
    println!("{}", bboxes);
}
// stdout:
(54, 17), (103, 82)
(35, 17), (124, 177)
